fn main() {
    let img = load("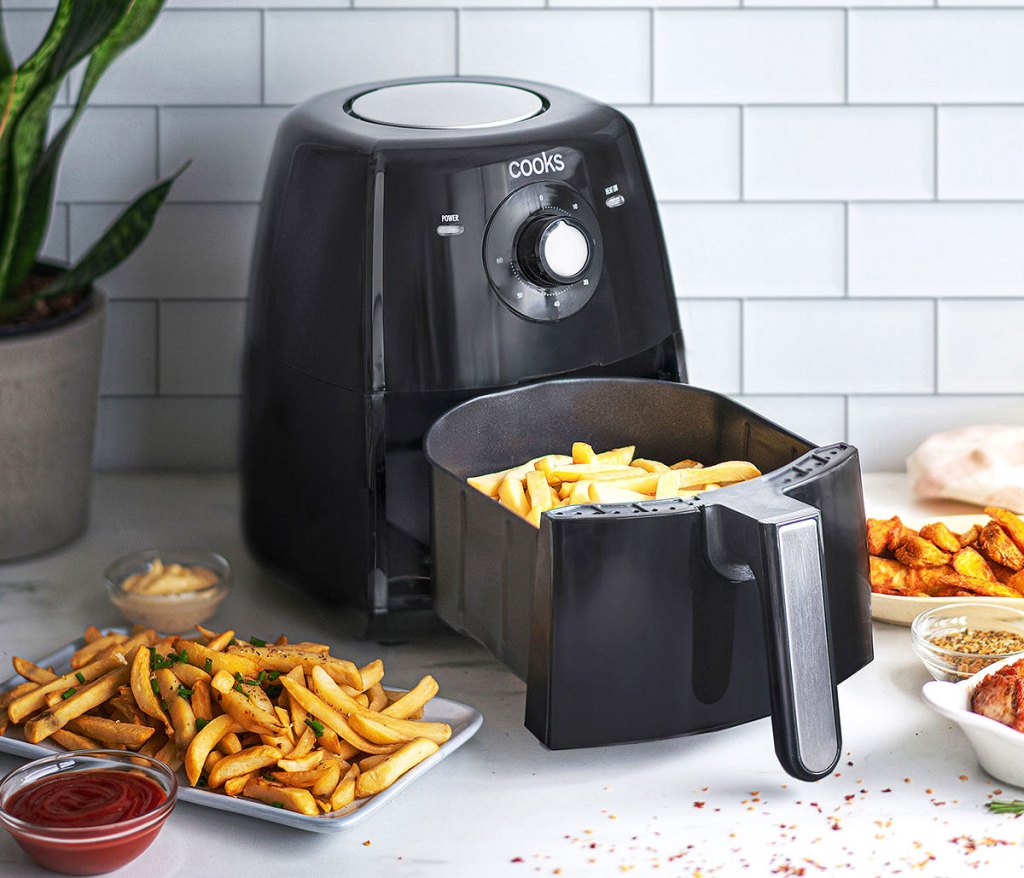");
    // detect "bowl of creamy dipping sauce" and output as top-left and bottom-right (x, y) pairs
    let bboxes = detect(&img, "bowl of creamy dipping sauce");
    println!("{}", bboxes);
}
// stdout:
(105, 549), (231, 633)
